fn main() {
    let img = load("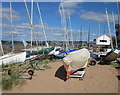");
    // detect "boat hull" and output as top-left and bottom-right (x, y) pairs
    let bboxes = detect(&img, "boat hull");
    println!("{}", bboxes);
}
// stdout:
(0, 52), (26, 66)
(63, 48), (90, 78)
(26, 47), (54, 58)
(50, 49), (80, 59)
(103, 49), (119, 62)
